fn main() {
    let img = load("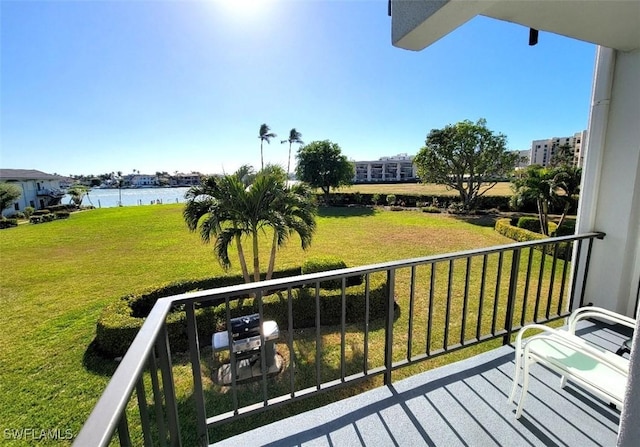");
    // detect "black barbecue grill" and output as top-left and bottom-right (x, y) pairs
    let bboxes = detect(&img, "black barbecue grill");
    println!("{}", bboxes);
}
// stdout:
(229, 313), (262, 354)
